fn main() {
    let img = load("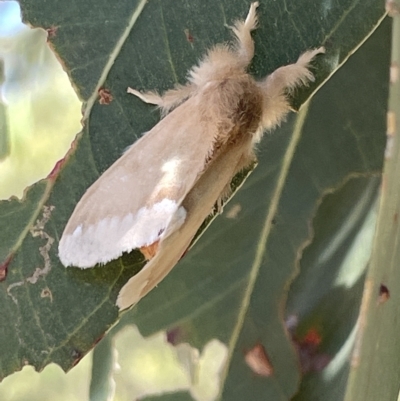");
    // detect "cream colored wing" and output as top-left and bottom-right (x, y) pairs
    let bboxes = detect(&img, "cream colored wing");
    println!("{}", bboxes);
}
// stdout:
(59, 97), (216, 268)
(117, 134), (252, 310)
